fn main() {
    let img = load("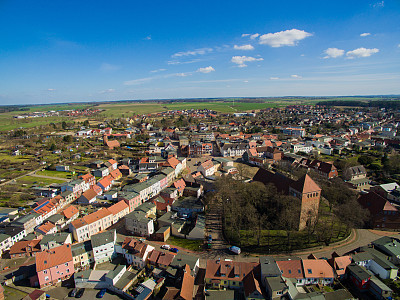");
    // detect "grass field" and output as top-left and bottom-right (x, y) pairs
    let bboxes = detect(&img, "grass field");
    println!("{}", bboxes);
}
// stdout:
(37, 169), (72, 178)
(98, 101), (279, 116)
(0, 153), (33, 162)
(167, 235), (203, 251)
(16, 175), (66, 186)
